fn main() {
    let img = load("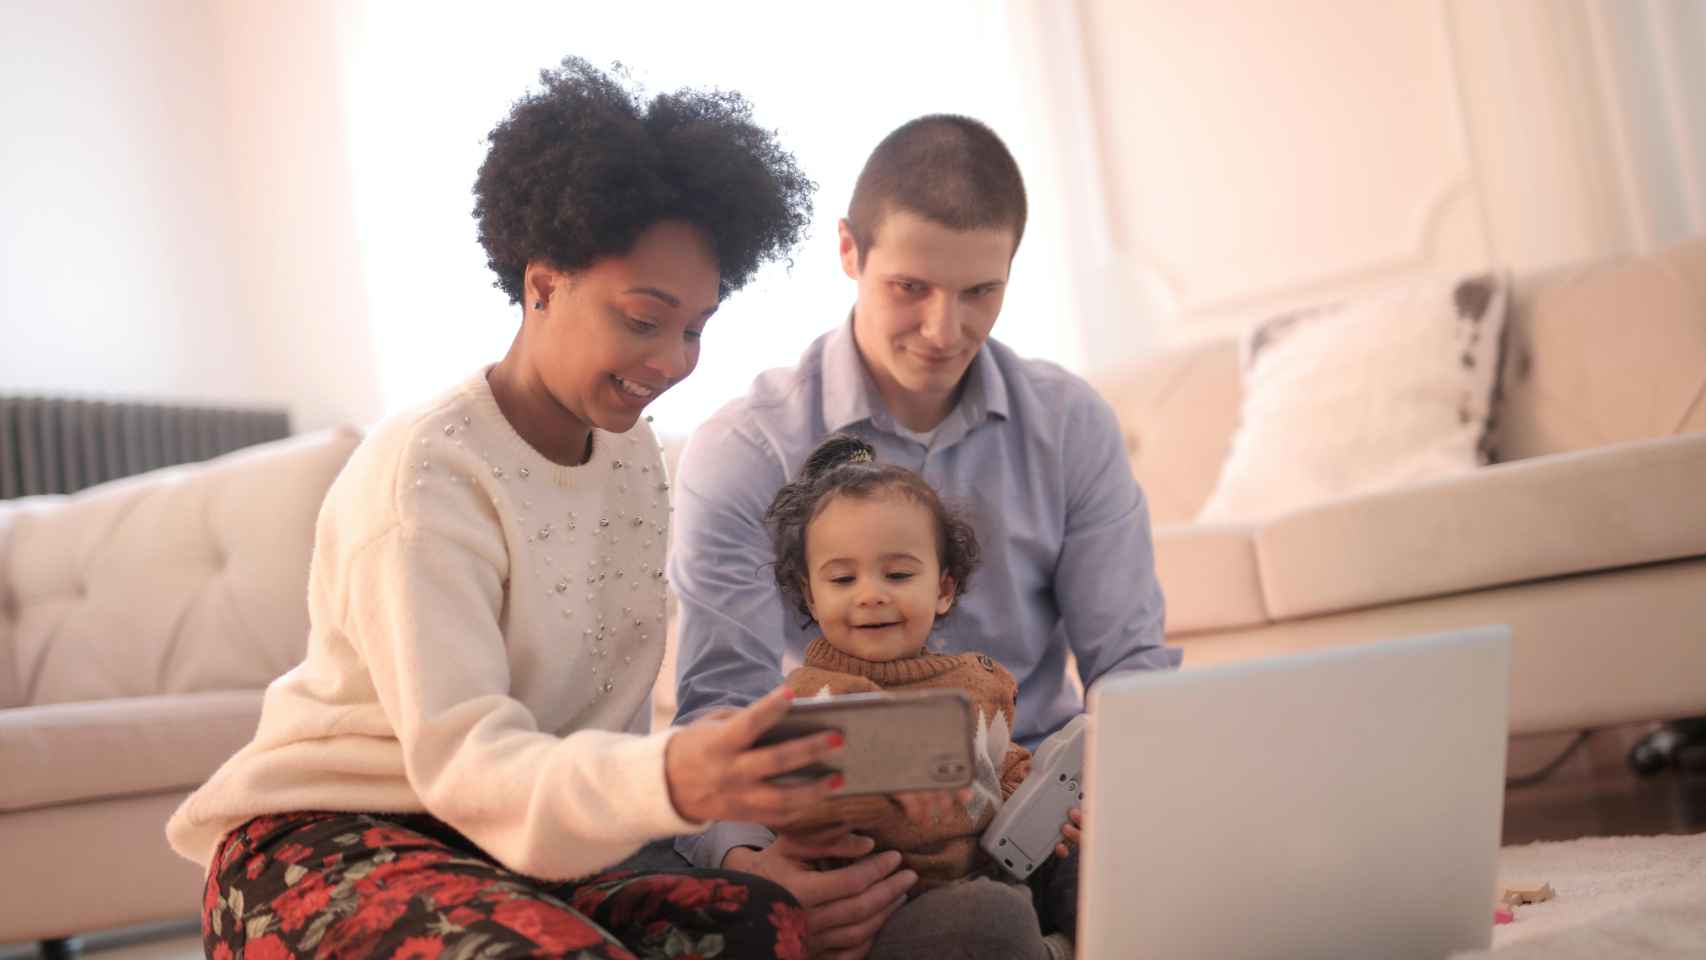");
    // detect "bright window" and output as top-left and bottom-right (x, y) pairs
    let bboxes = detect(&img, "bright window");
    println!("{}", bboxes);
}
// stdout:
(341, 1), (1081, 437)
